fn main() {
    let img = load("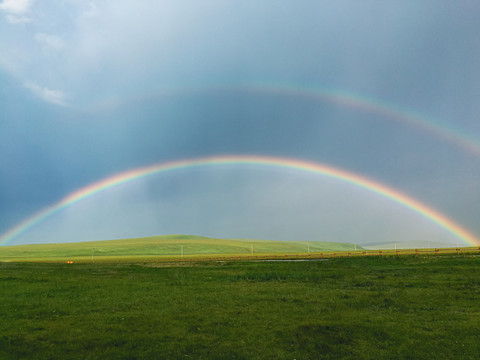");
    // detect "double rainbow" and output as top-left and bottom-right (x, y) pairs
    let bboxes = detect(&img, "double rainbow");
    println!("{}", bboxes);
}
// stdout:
(1, 155), (479, 246)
